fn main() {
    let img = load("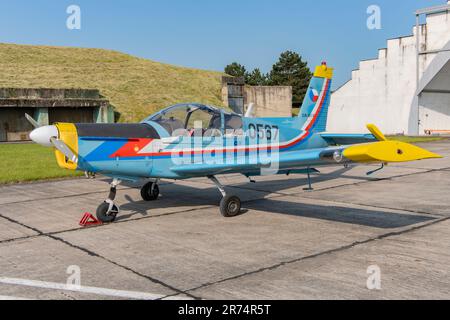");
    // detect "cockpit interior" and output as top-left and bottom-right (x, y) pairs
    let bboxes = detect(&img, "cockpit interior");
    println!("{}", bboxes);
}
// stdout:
(146, 104), (243, 137)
